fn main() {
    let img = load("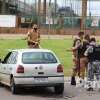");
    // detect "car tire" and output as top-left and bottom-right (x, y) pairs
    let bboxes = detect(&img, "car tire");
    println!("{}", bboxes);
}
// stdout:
(10, 78), (18, 94)
(0, 82), (4, 87)
(54, 83), (64, 94)
(0, 82), (1, 86)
